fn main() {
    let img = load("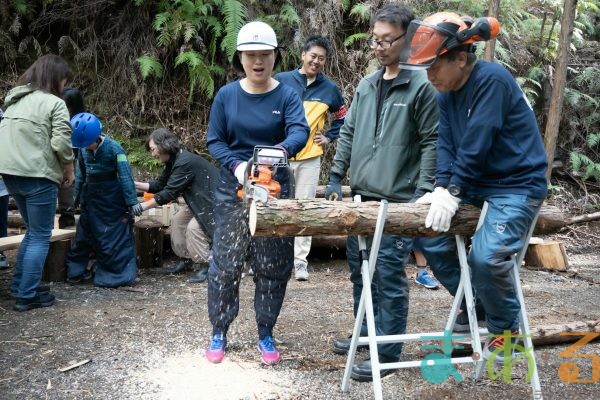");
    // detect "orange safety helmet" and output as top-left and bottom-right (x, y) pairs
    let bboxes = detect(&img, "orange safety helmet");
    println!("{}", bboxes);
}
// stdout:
(399, 12), (500, 69)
